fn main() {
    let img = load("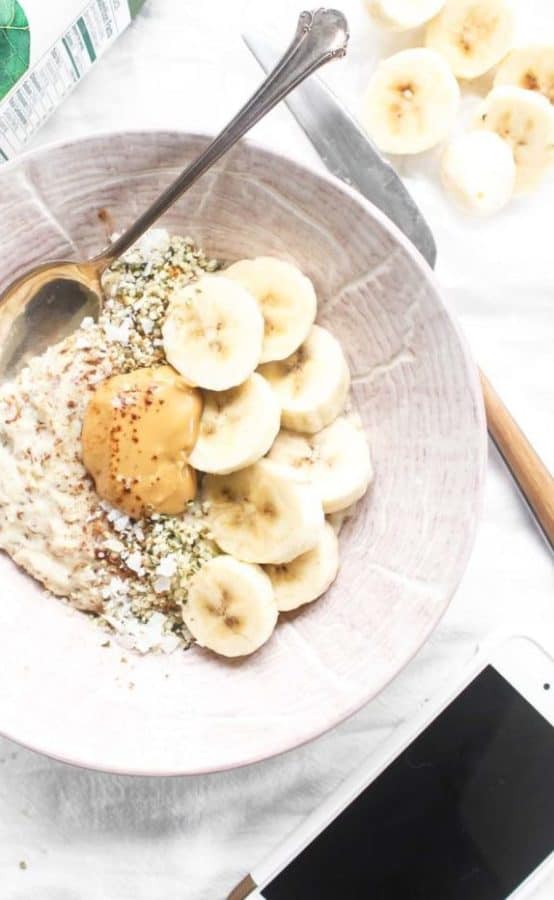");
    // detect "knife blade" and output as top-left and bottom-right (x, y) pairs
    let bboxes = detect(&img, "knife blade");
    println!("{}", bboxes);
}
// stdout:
(242, 28), (437, 268)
